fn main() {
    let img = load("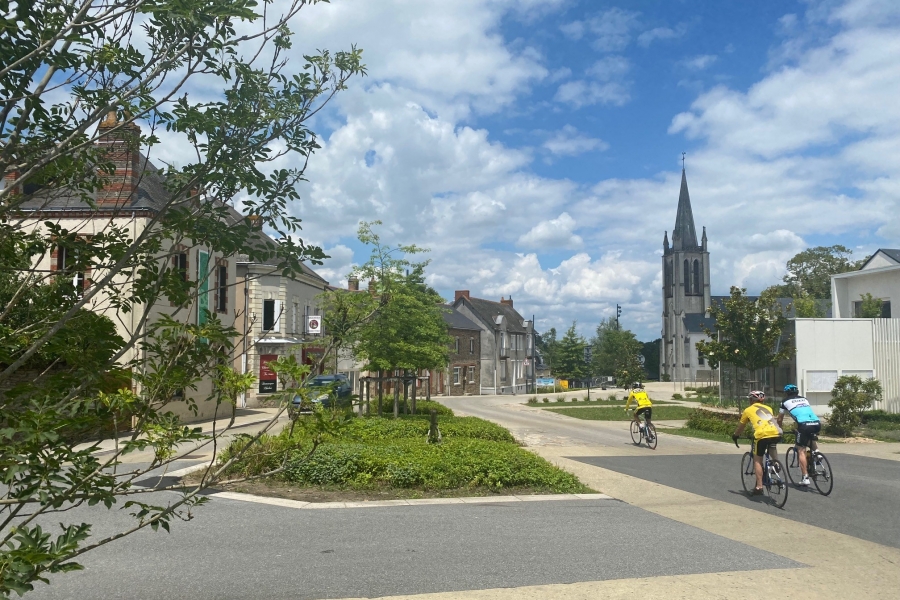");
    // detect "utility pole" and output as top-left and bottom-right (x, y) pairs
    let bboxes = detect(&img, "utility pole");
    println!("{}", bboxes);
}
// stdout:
(616, 304), (622, 331)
